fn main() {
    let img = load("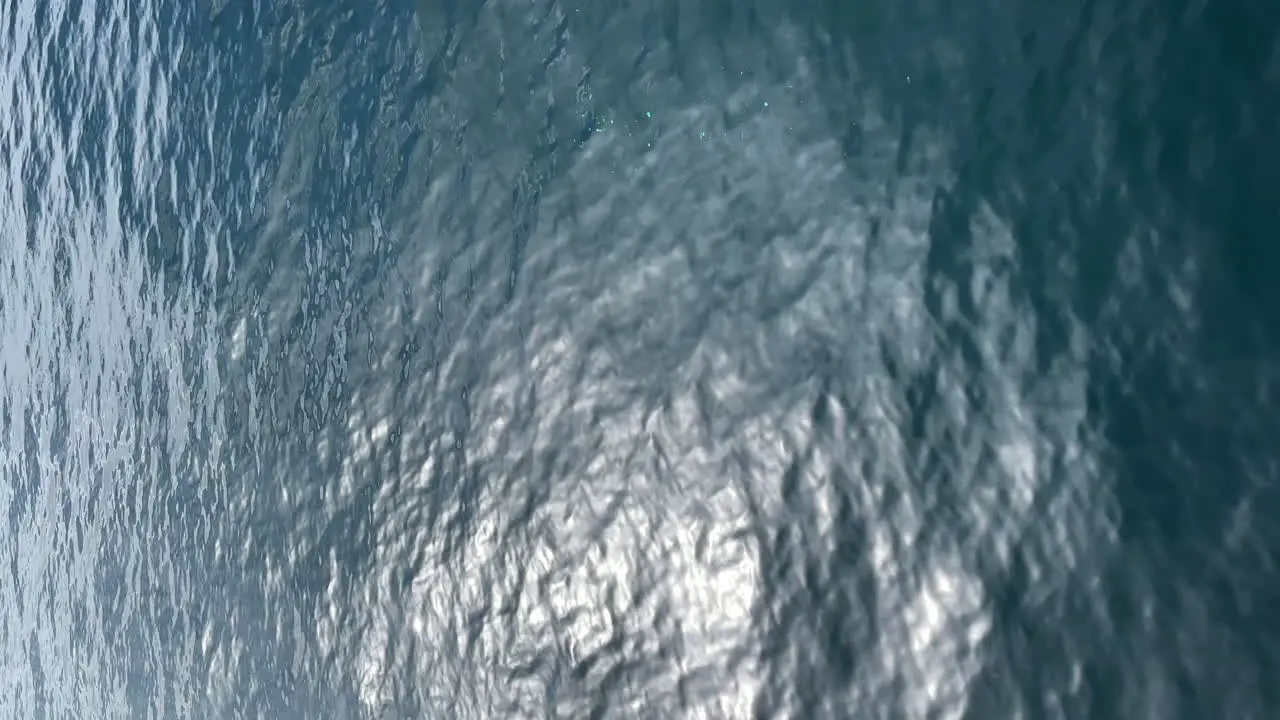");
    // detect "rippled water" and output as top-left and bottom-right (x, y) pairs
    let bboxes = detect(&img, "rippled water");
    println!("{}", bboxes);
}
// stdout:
(3, 0), (1279, 717)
